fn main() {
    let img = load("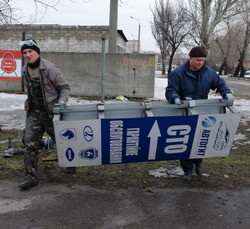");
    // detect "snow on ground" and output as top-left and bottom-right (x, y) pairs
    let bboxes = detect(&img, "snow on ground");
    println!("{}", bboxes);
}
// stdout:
(0, 93), (27, 111)
(0, 75), (250, 129)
